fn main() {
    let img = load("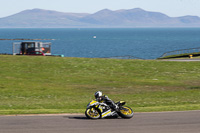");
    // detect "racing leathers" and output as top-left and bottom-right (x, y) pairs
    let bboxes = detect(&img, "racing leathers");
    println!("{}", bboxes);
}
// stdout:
(96, 95), (118, 111)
